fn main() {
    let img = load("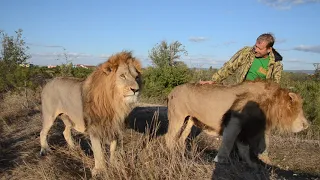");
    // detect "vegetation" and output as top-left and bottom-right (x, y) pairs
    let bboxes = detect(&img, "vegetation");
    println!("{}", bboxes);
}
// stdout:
(141, 41), (191, 101)
(0, 29), (31, 93)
